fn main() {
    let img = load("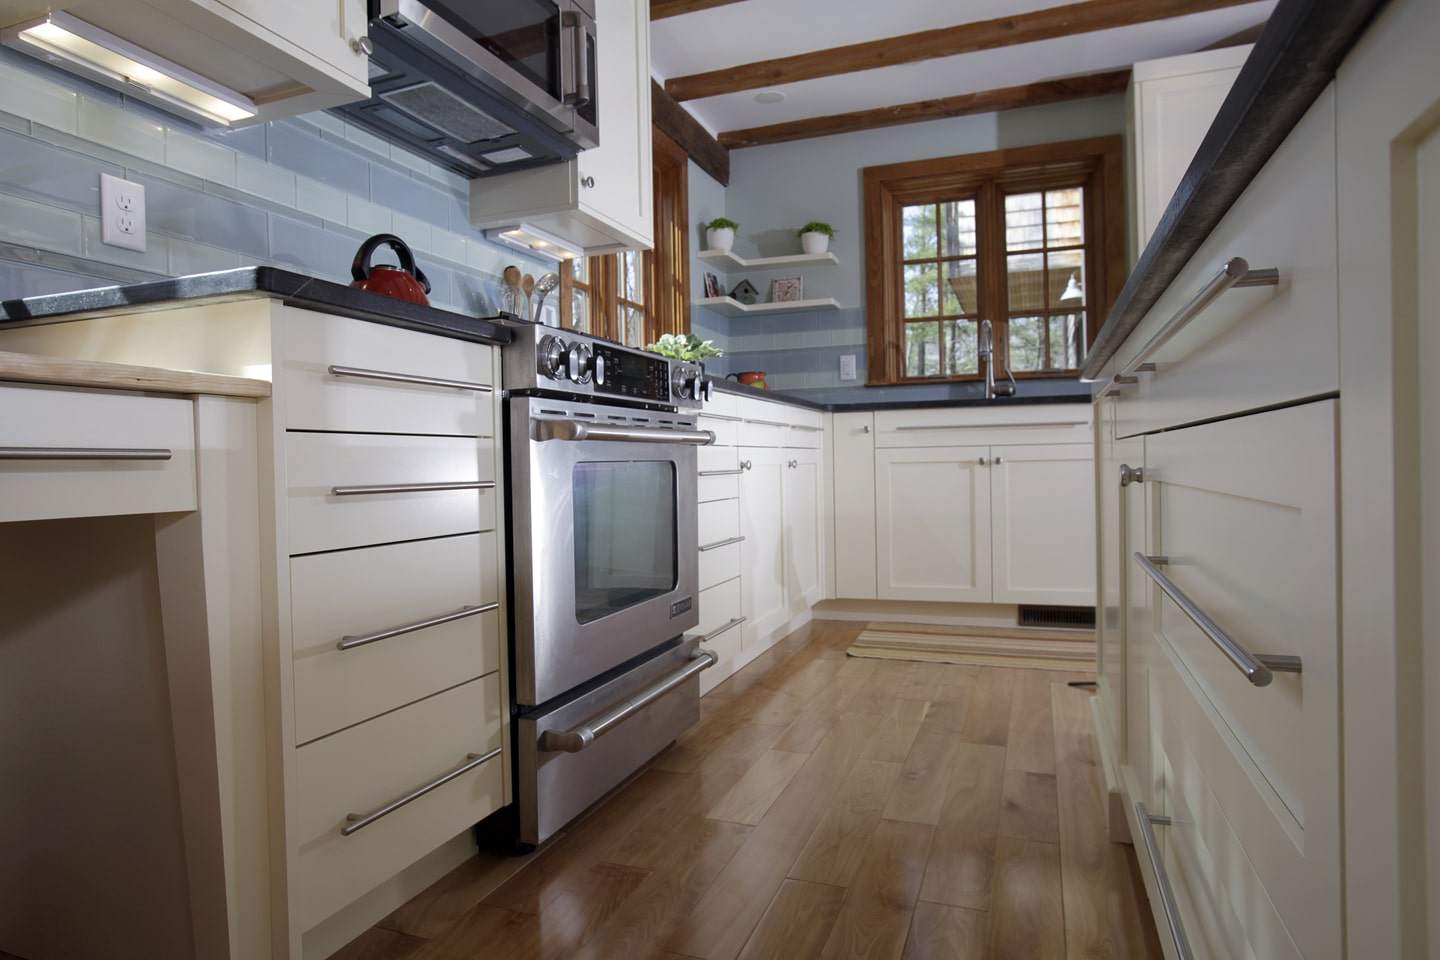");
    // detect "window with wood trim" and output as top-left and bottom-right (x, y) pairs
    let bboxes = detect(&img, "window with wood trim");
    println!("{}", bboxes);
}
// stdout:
(560, 127), (690, 347)
(864, 137), (1124, 385)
